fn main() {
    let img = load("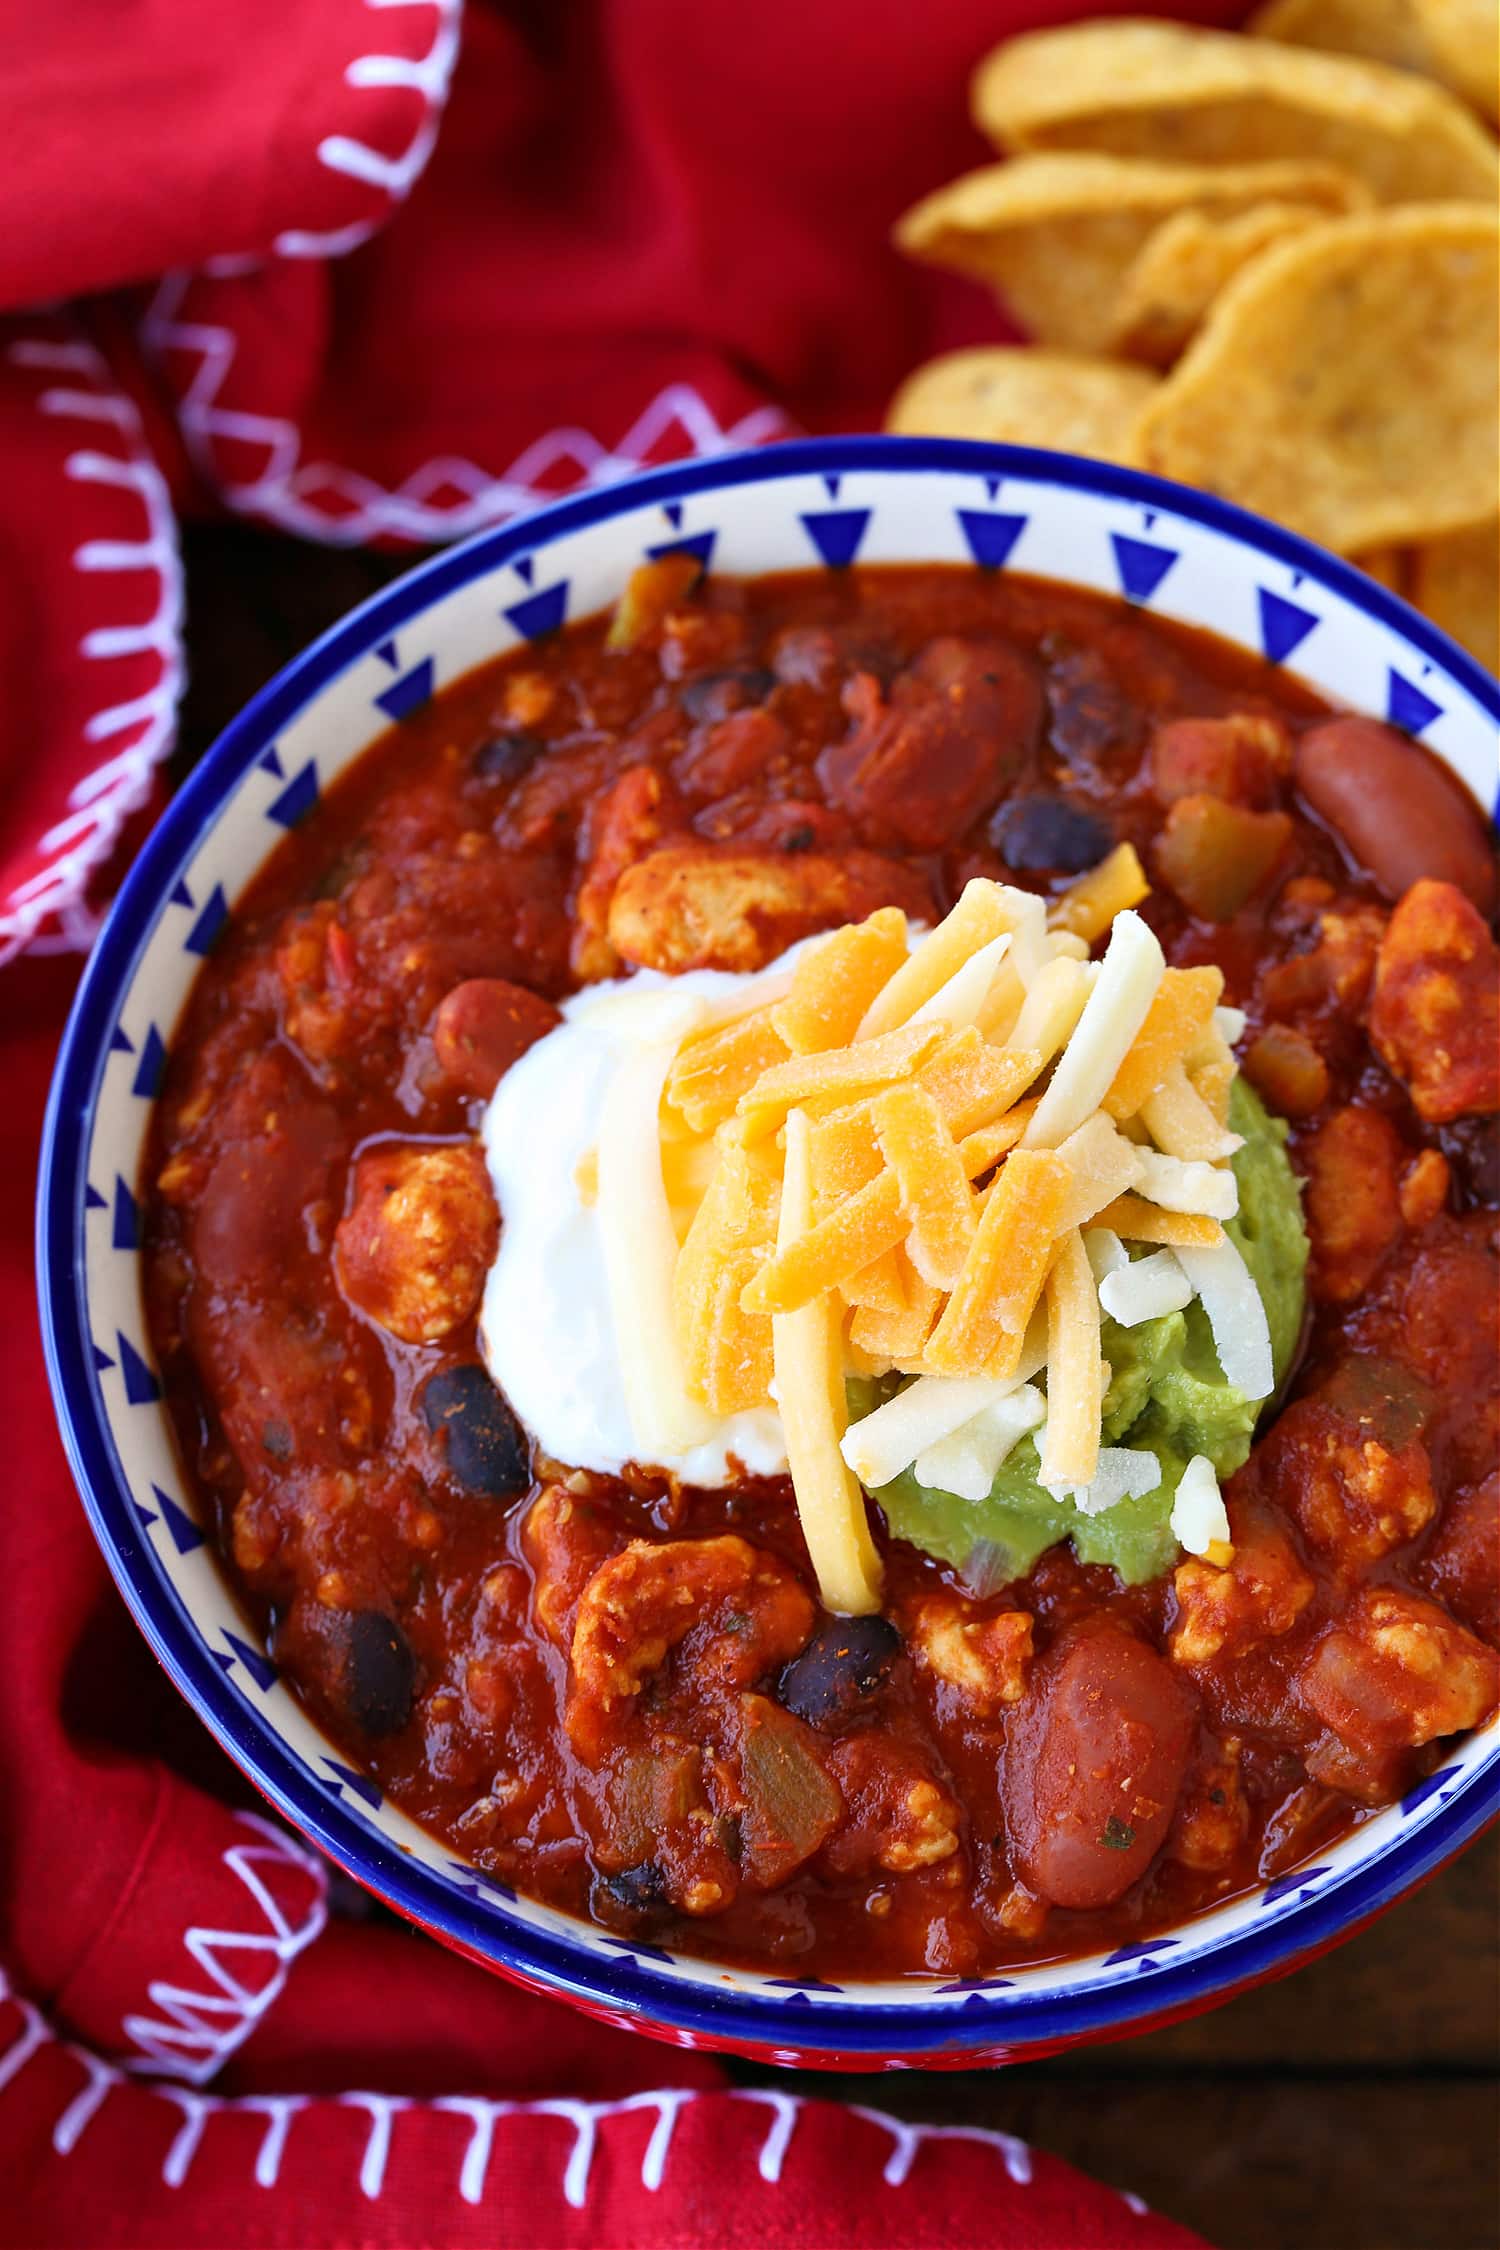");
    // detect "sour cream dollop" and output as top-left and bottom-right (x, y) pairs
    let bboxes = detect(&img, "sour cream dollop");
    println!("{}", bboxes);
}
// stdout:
(478, 957), (801, 1486)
